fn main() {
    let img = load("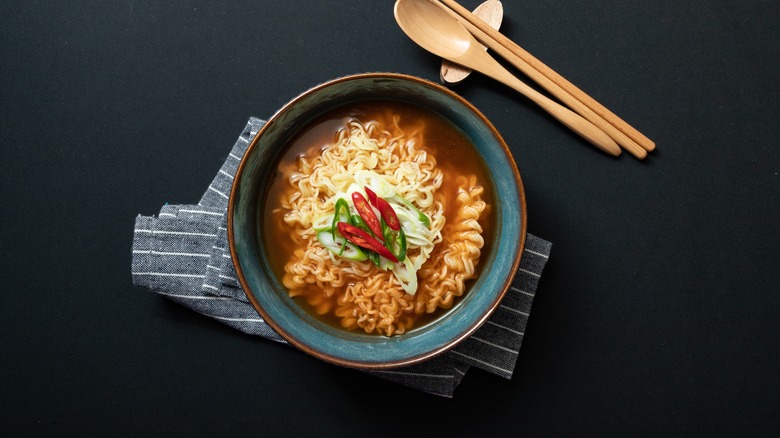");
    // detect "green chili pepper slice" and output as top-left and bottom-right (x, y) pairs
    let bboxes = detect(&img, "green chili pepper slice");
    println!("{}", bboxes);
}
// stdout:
(381, 217), (407, 262)
(332, 198), (351, 239)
